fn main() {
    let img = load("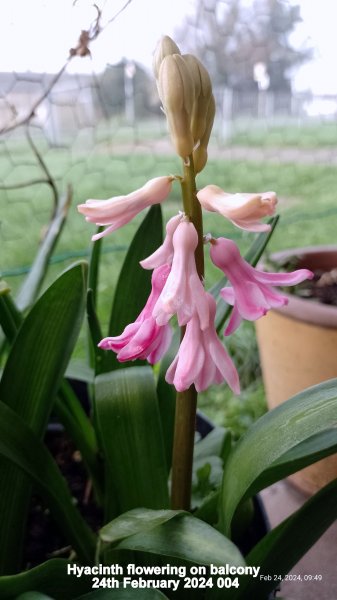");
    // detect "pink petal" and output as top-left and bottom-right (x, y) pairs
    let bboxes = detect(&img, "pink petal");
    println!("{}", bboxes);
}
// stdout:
(253, 268), (314, 286)
(147, 324), (173, 365)
(220, 287), (235, 305)
(140, 214), (182, 269)
(230, 219), (271, 233)
(224, 304), (242, 336)
(209, 338), (240, 395)
(78, 176), (173, 238)
(197, 185), (277, 232)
